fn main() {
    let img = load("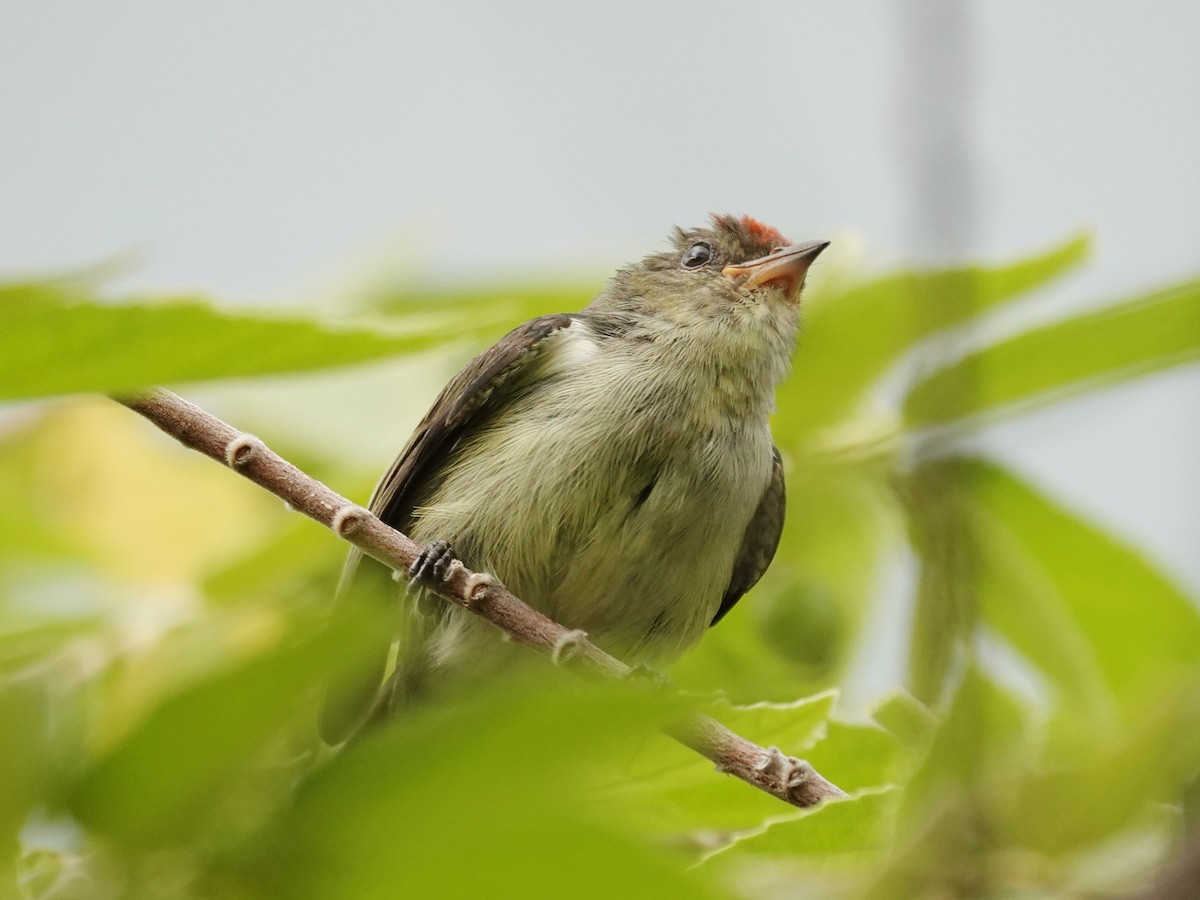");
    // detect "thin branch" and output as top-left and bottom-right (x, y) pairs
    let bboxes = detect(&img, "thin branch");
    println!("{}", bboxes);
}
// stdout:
(117, 387), (845, 809)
